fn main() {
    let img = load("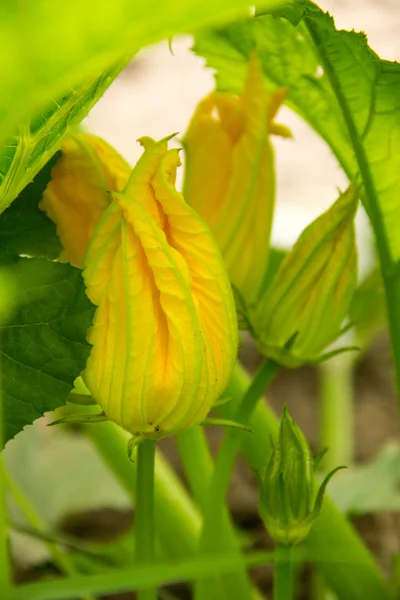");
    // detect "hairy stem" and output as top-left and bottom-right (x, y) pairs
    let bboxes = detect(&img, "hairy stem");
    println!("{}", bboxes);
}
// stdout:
(273, 545), (294, 600)
(135, 440), (157, 600)
(195, 360), (278, 599)
(320, 353), (354, 471)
